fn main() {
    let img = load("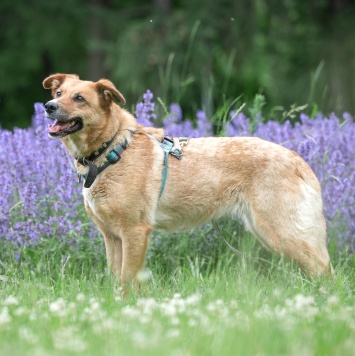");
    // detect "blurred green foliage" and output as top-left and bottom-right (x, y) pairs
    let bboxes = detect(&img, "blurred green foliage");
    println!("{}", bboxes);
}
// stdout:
(0, 0), (354, 129)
